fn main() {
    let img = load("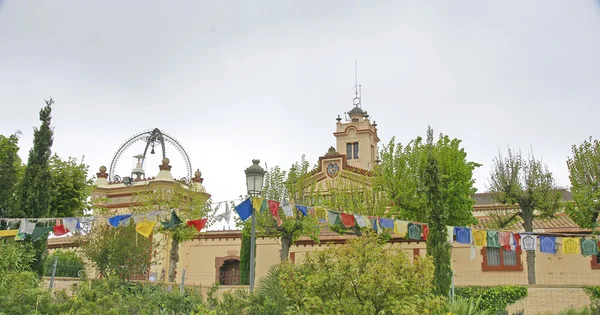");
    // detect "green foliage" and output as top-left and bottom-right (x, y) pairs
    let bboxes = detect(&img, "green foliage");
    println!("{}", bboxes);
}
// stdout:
(435, 296), (491, 315)
(584, 286), (600, 312)
(567, 137), (600, 229)
(278, 235), (445, 314)
(80, 224), (156, 280)
(43, 250), (85, 278)
(48, 155), (92, 218)
(374, 130), (480, 227)
(0, 132), (23, 218)
(488, 149), (561, 284)
(239, 223), (251, 285)
(14, 99), (54, 219)
(423, 127), (453, 297)
(0, 271), (57, 315)
(455, 286), (528, 312)
(0, 239), (35, 281)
